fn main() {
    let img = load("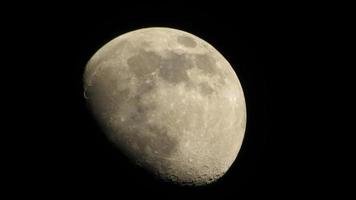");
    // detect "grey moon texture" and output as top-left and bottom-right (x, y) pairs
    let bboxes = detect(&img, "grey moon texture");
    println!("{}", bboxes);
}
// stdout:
(83, 27), (246, 186)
